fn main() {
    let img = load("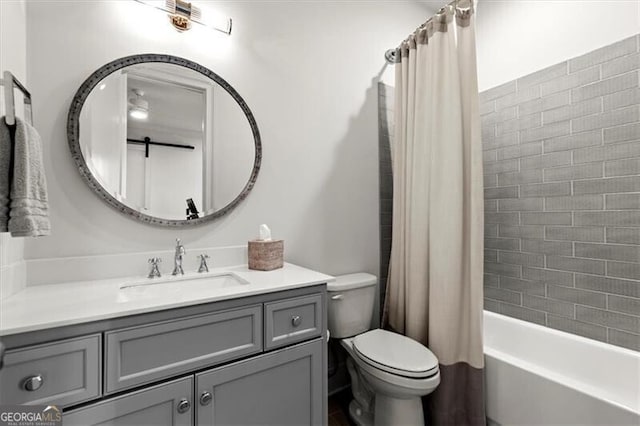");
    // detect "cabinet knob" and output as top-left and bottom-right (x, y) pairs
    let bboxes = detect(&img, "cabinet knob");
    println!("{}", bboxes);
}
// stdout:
(200, 391), (213, 406)
(22, 374), (43, 392)
(177, 398), (191, 414)
(291, 315), (301, 327)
